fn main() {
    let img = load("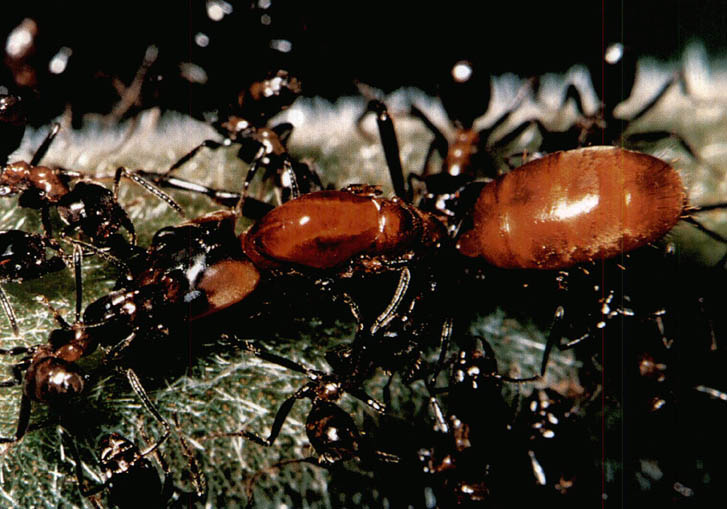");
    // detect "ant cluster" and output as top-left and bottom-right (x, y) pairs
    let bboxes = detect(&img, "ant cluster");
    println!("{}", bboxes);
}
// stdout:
(2, 41), (727, 508)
